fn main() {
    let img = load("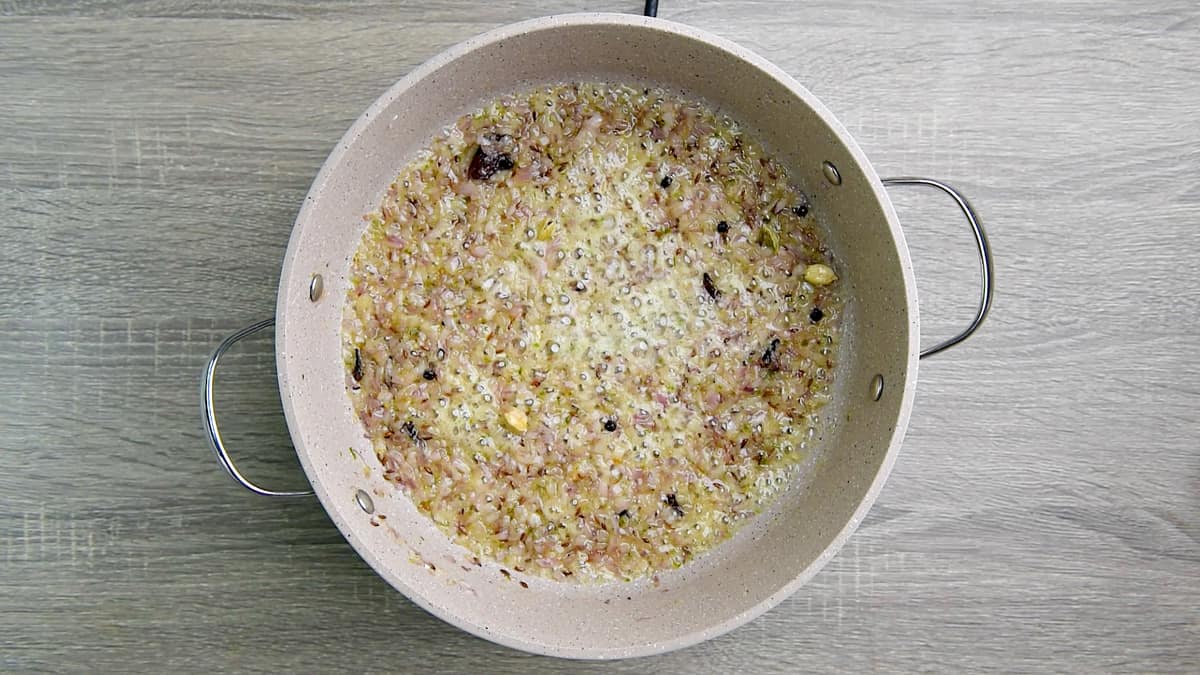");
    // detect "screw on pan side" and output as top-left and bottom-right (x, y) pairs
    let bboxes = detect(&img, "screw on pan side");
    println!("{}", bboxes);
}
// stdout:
(355, 489), (374, 514)
(822, 161), (842, 186)
(309, 273), (324, 302)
